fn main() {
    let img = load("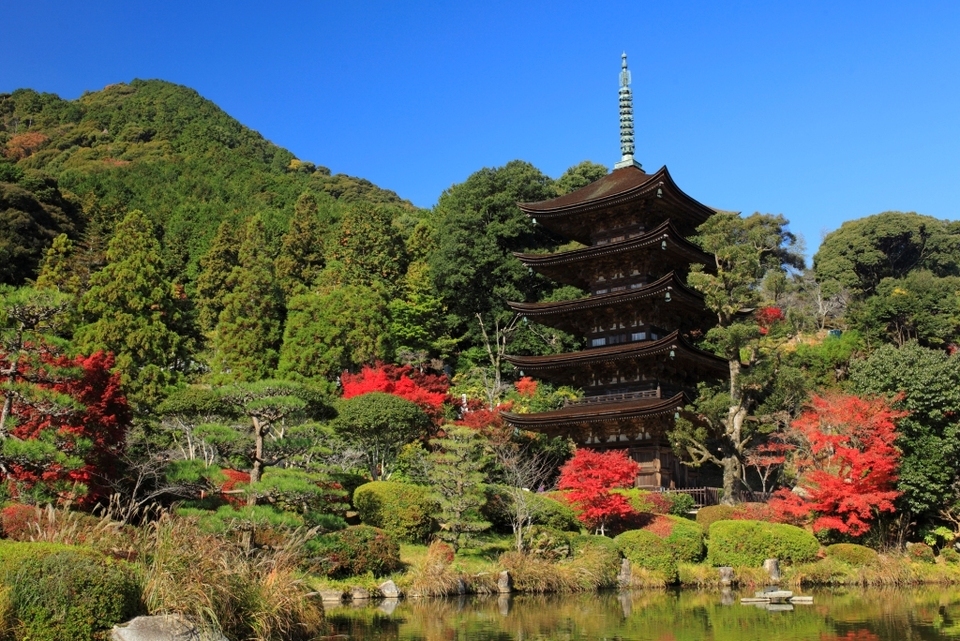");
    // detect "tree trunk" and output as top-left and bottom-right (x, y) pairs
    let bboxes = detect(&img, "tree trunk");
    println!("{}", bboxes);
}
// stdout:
(722, 359), (747, 505)
(248, 416), (264, 506)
